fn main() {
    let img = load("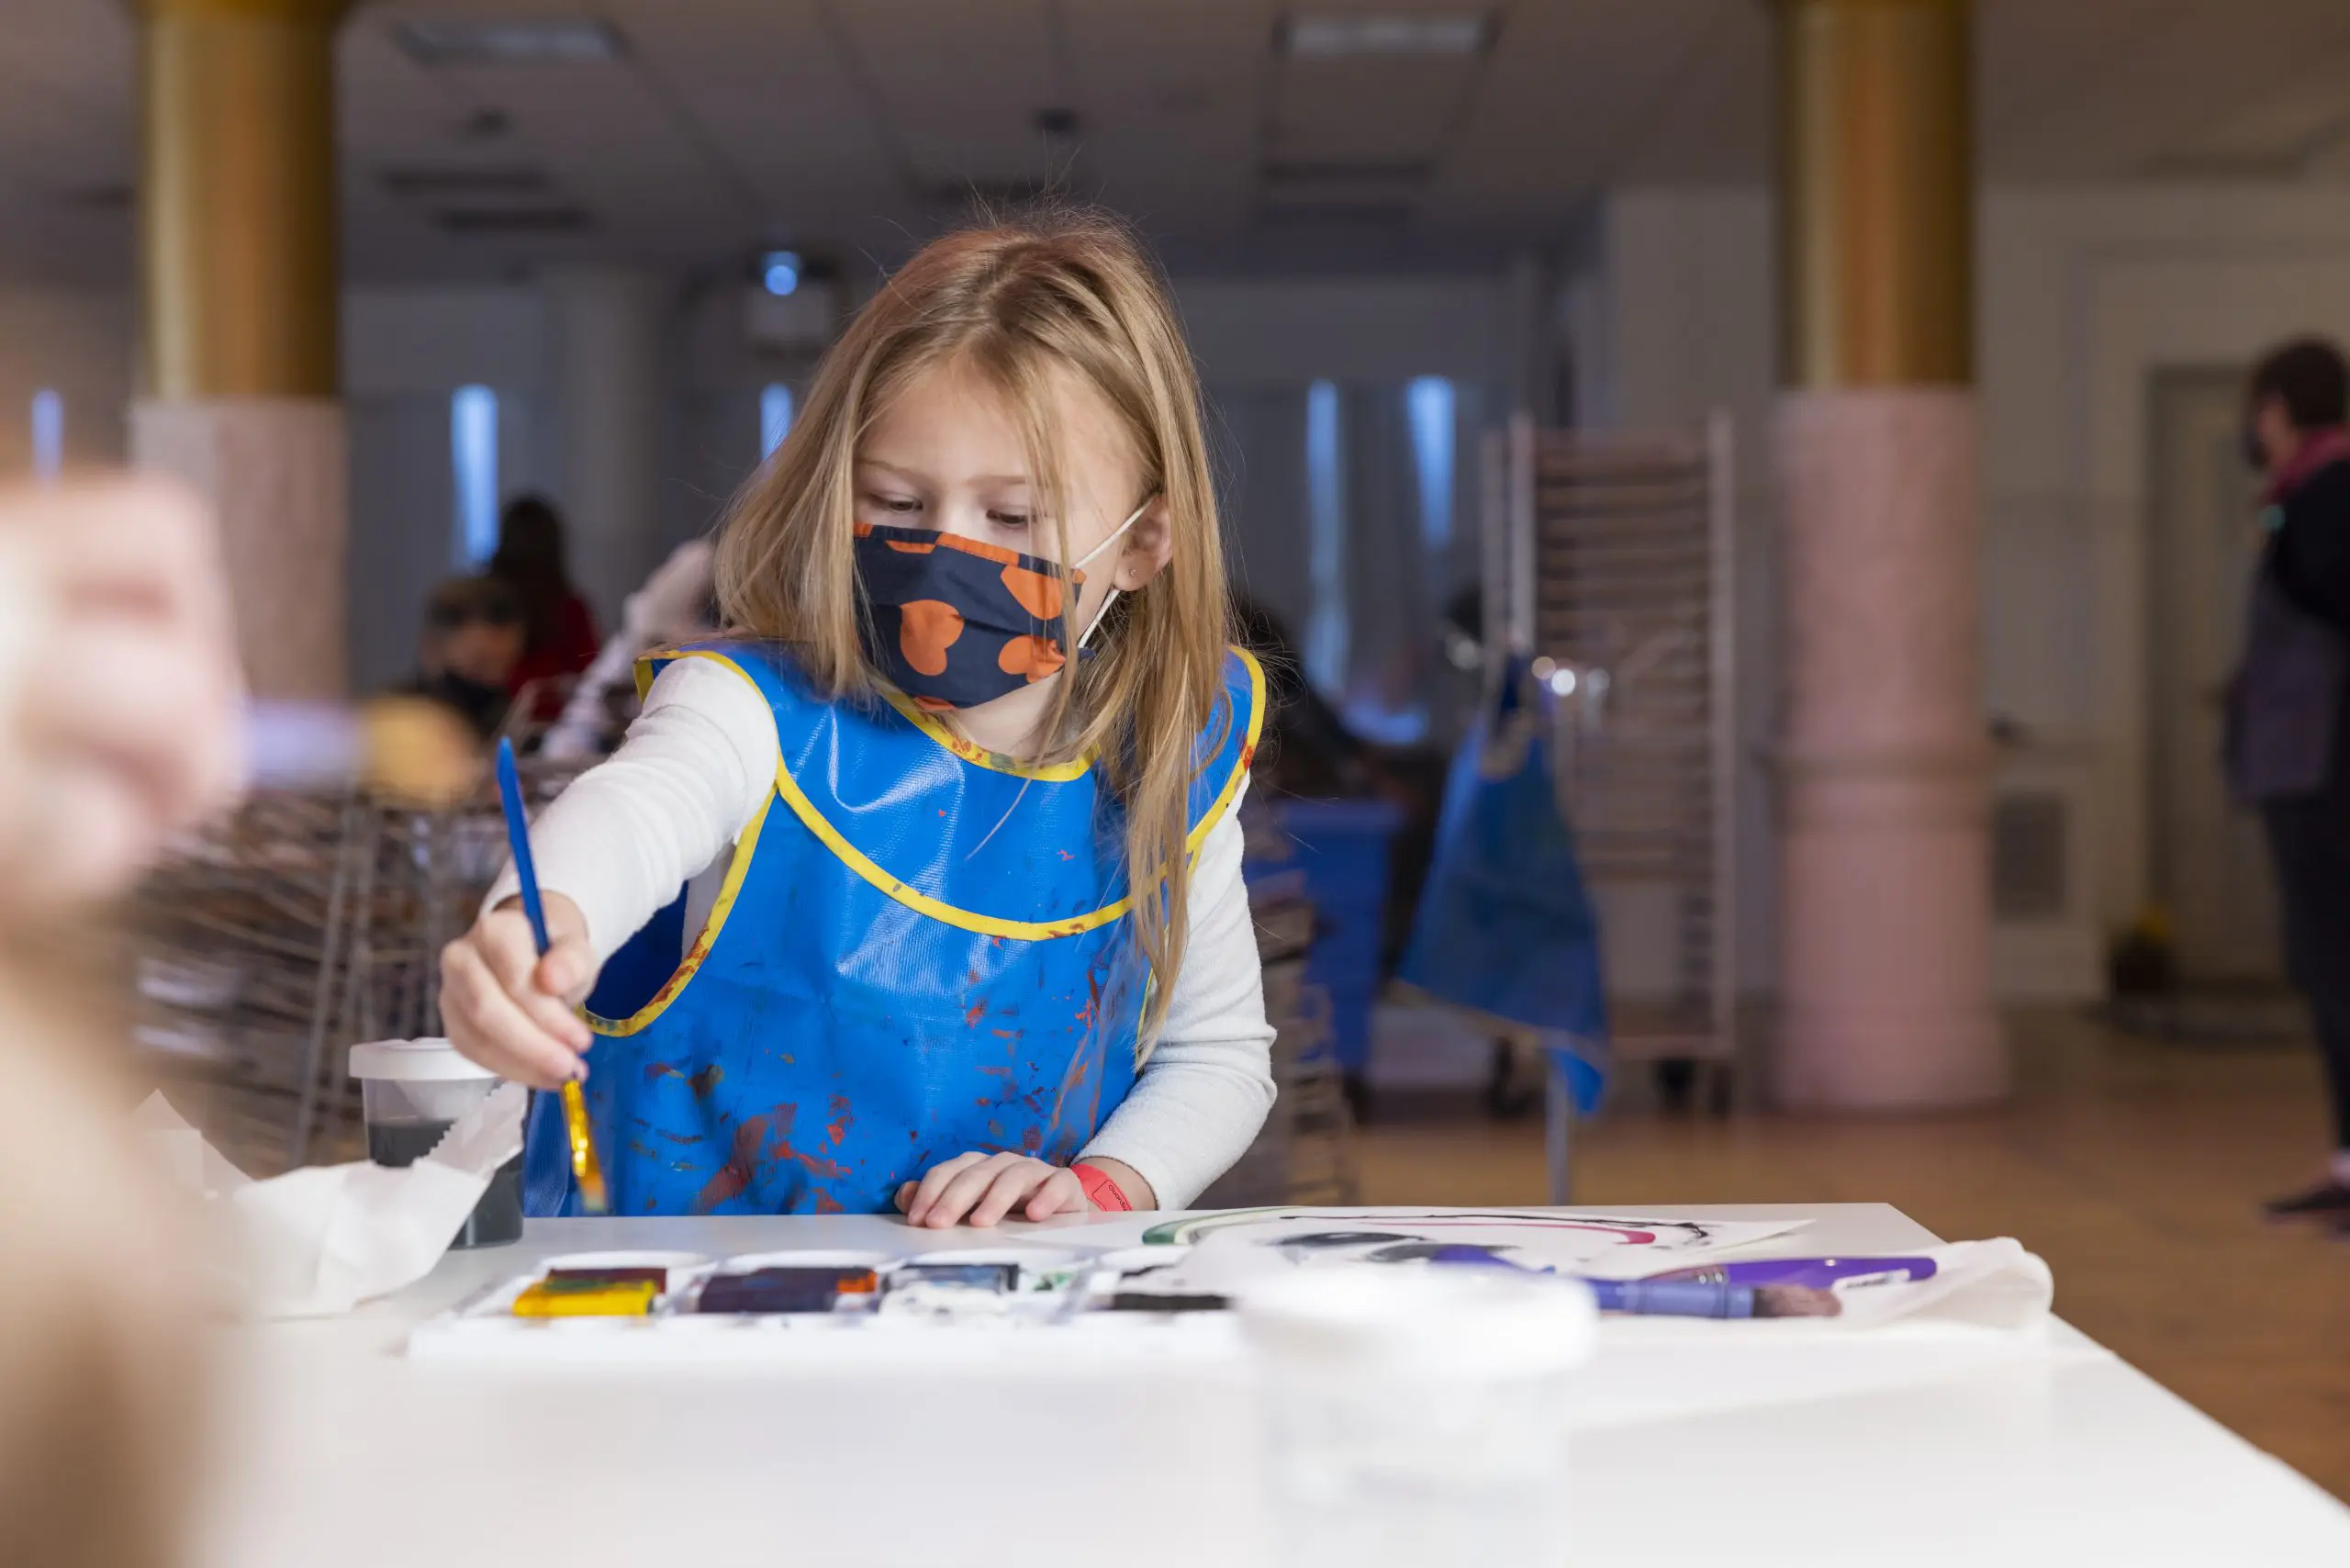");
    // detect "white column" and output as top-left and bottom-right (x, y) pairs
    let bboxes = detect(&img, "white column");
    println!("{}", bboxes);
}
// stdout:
(545, 268), (666, 625)
(1774, 388), (2003, 1108)
(131, 398), (347, 700)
